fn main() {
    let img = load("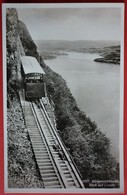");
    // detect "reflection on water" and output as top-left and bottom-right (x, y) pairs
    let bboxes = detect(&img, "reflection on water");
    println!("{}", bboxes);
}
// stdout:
(45, 52), (120, 160)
